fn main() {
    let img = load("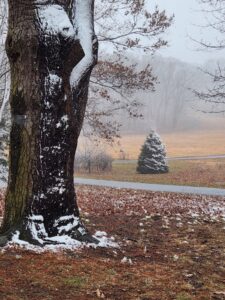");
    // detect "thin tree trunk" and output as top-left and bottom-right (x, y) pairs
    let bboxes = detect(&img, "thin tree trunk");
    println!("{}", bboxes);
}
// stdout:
(0, 0), (98, 246)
